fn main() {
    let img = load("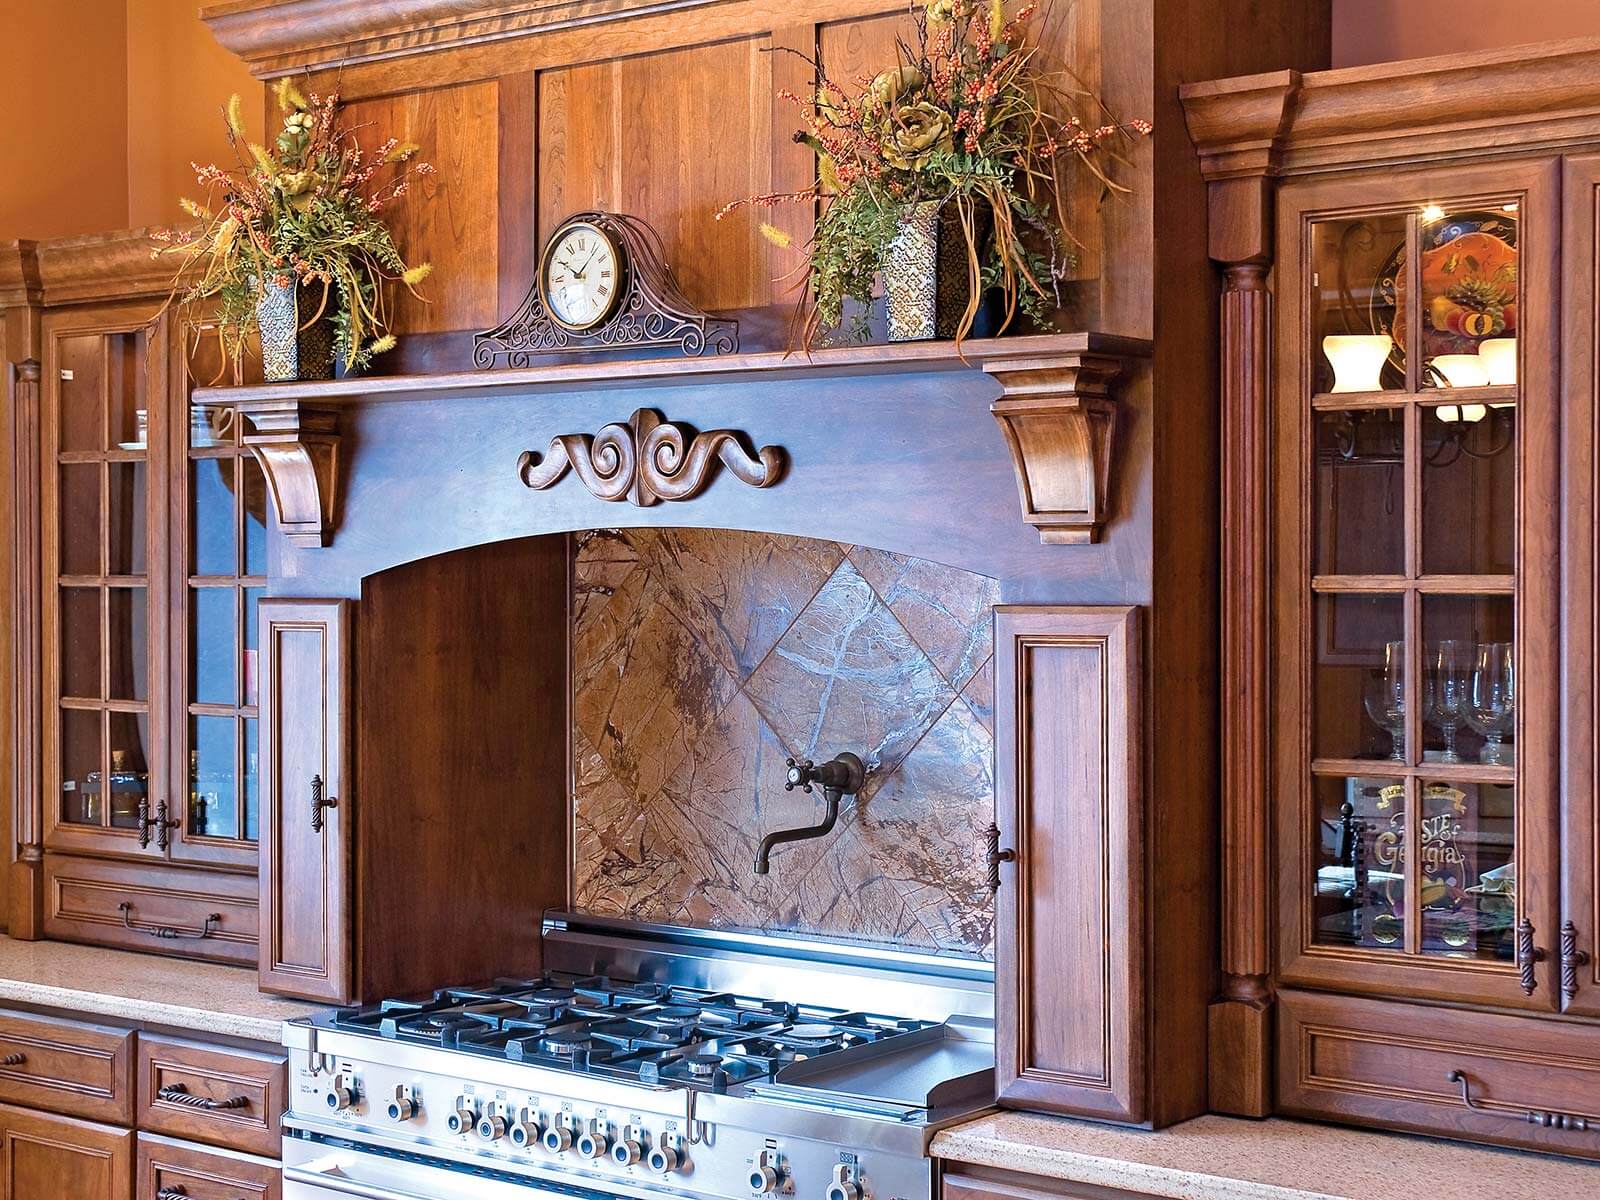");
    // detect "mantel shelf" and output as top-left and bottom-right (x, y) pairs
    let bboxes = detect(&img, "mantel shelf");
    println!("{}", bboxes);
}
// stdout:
(202, 331), (1150, 549)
